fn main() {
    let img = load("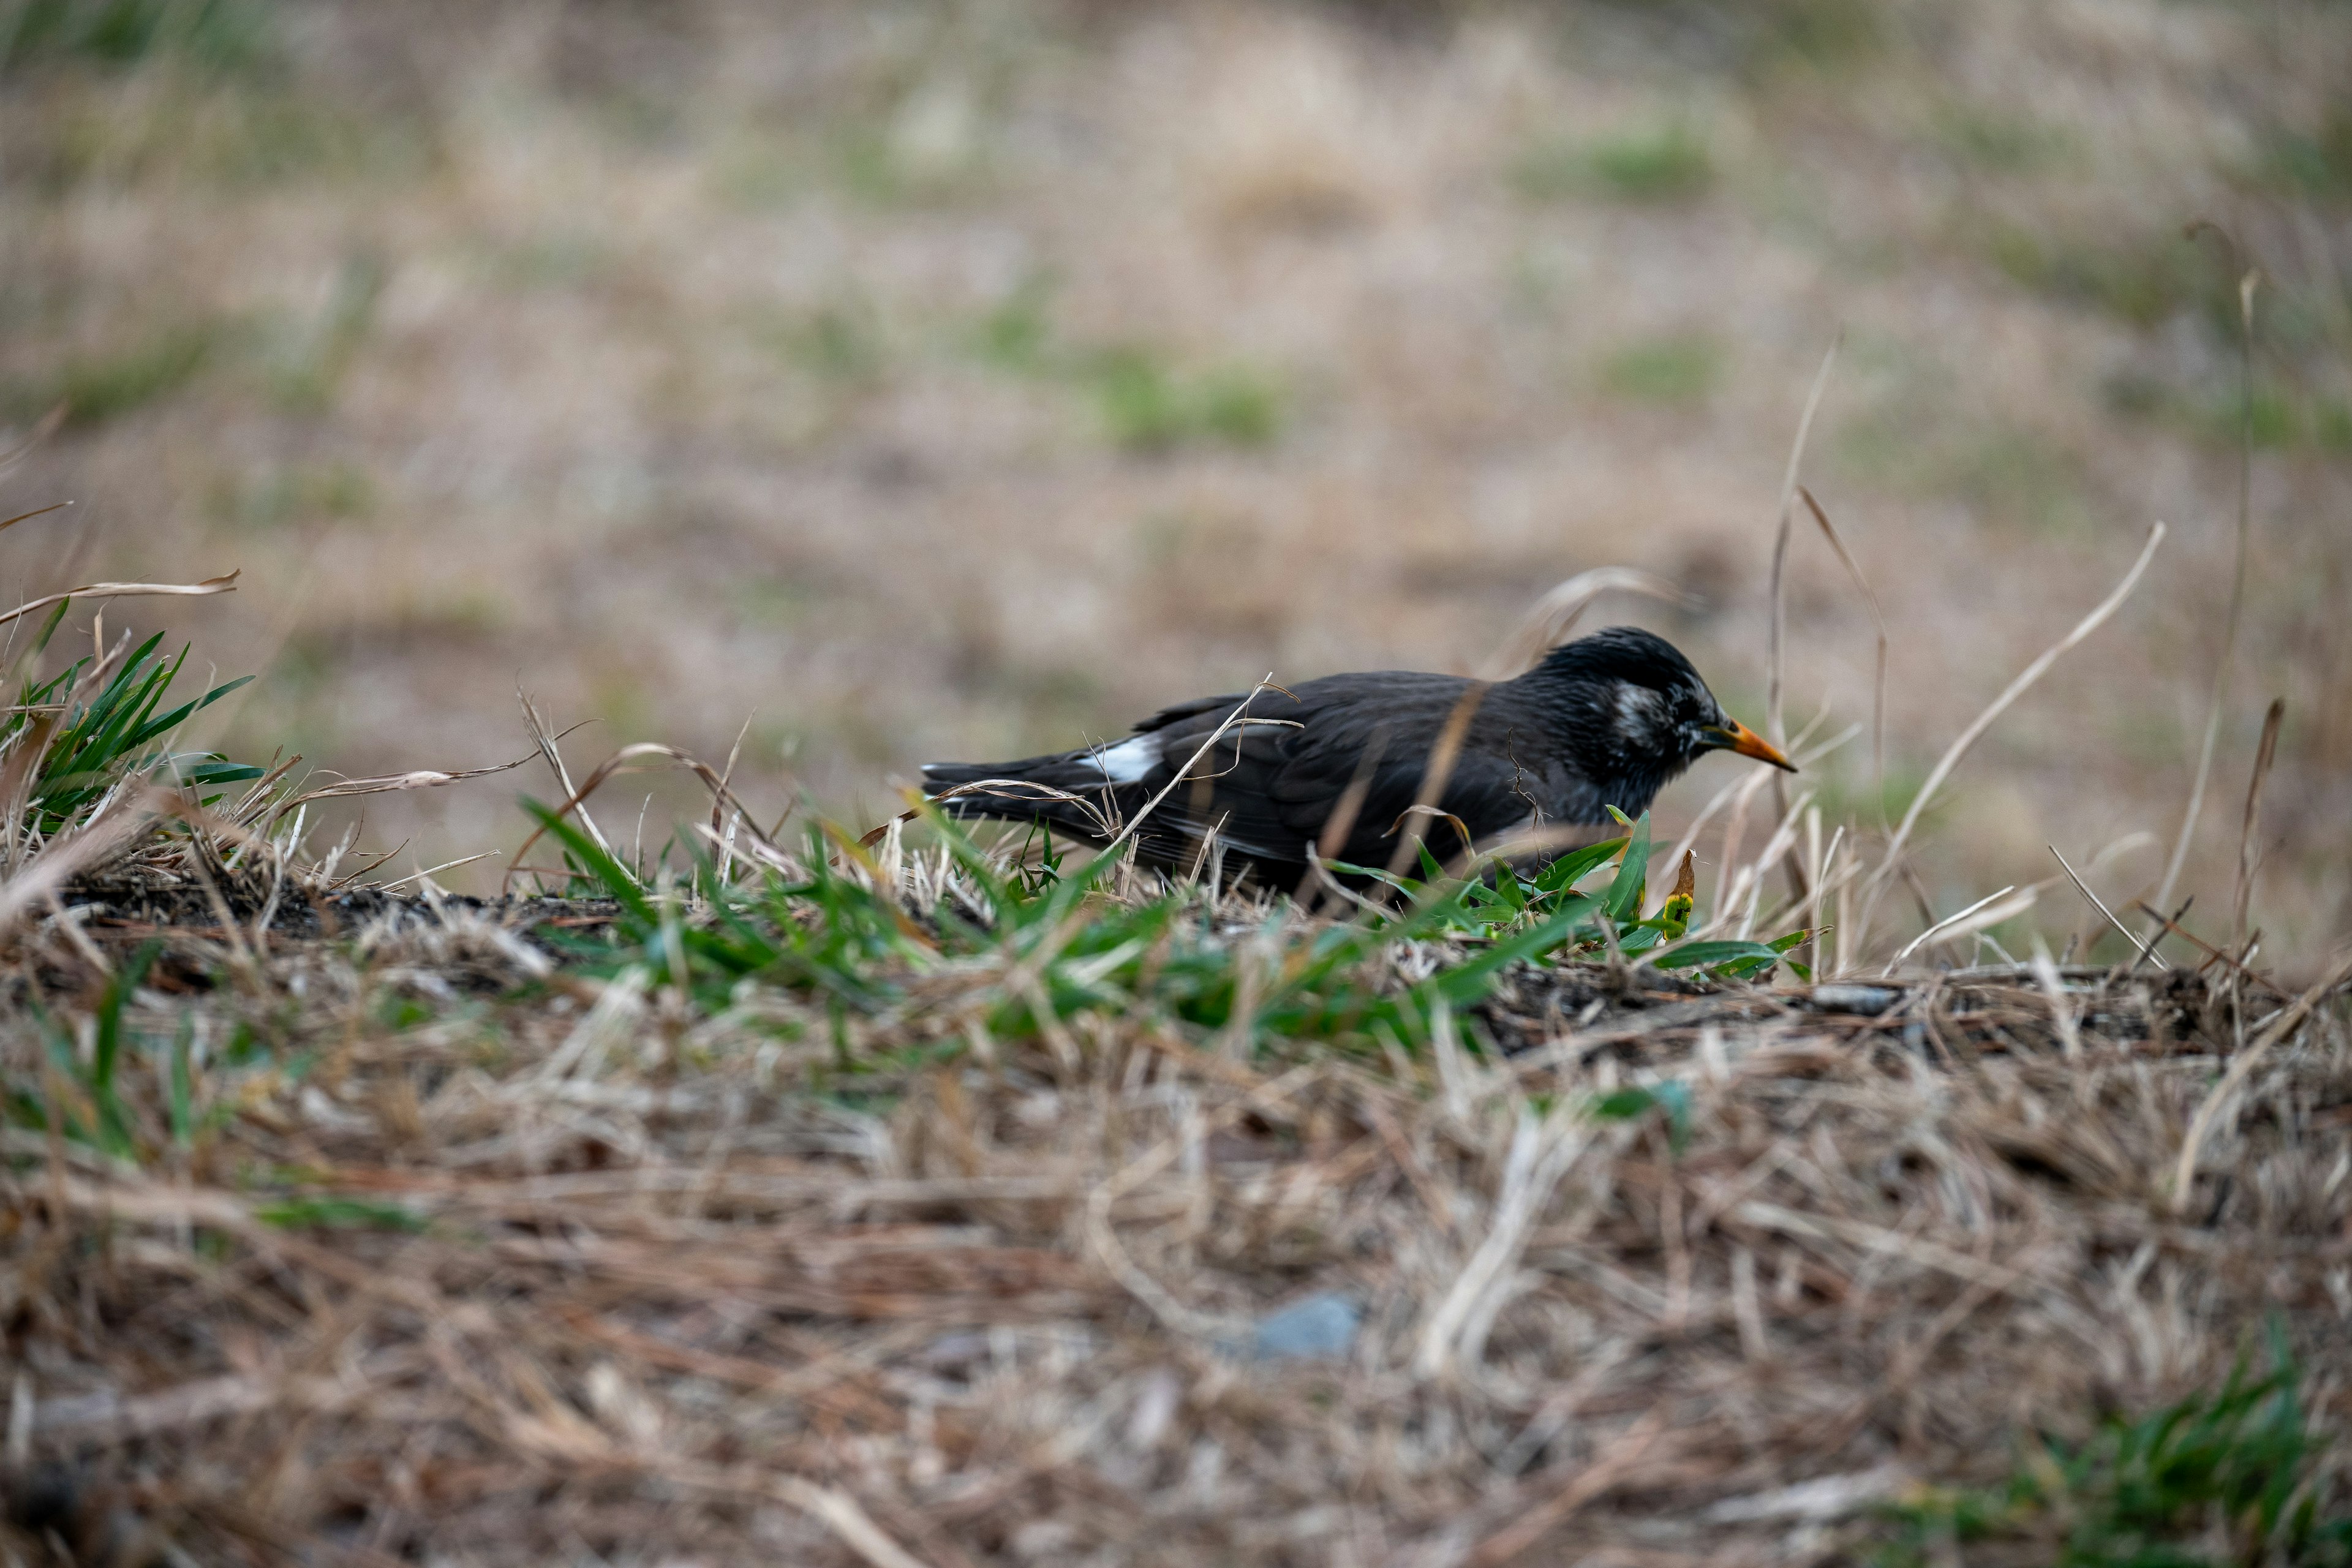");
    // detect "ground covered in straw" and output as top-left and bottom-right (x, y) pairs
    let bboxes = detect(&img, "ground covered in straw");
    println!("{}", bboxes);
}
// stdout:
(6, 842), (2350, 1568)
